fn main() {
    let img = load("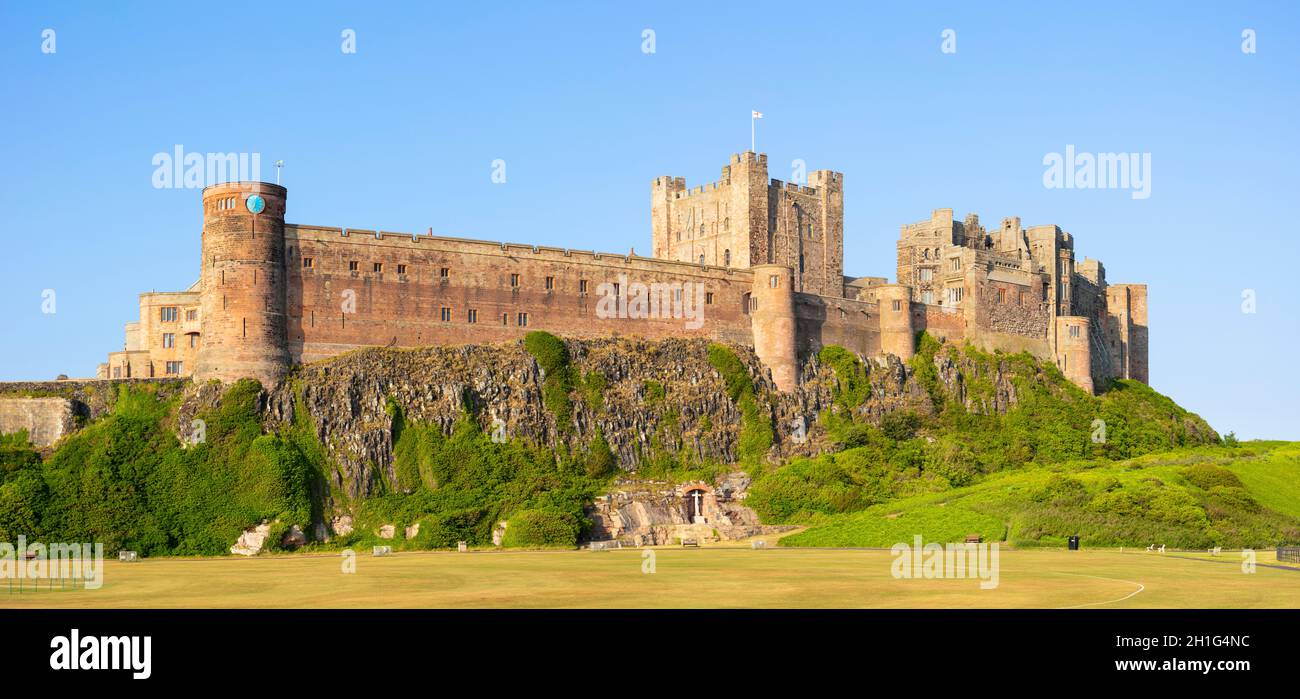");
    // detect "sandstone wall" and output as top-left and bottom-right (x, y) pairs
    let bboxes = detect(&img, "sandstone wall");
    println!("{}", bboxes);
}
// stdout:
(0, 398), (75, 447)
(284, 226), (757, 366)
